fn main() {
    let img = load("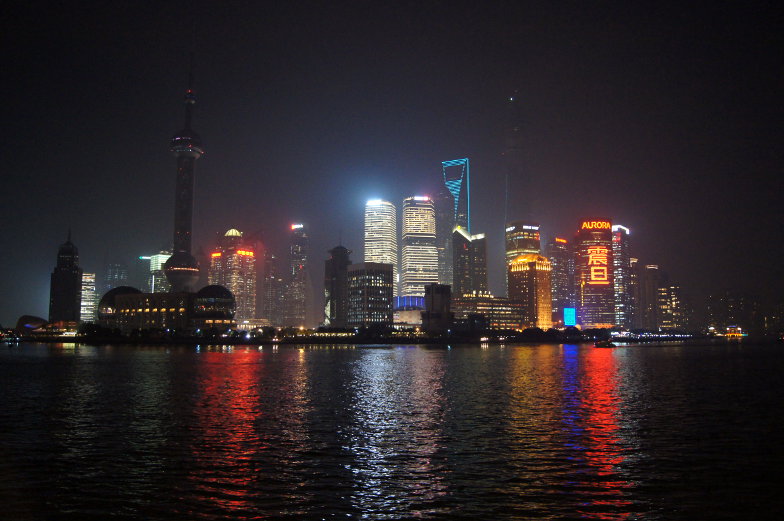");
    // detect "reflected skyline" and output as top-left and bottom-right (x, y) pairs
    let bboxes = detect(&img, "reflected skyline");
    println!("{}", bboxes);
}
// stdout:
(1, 342), (781, 519)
